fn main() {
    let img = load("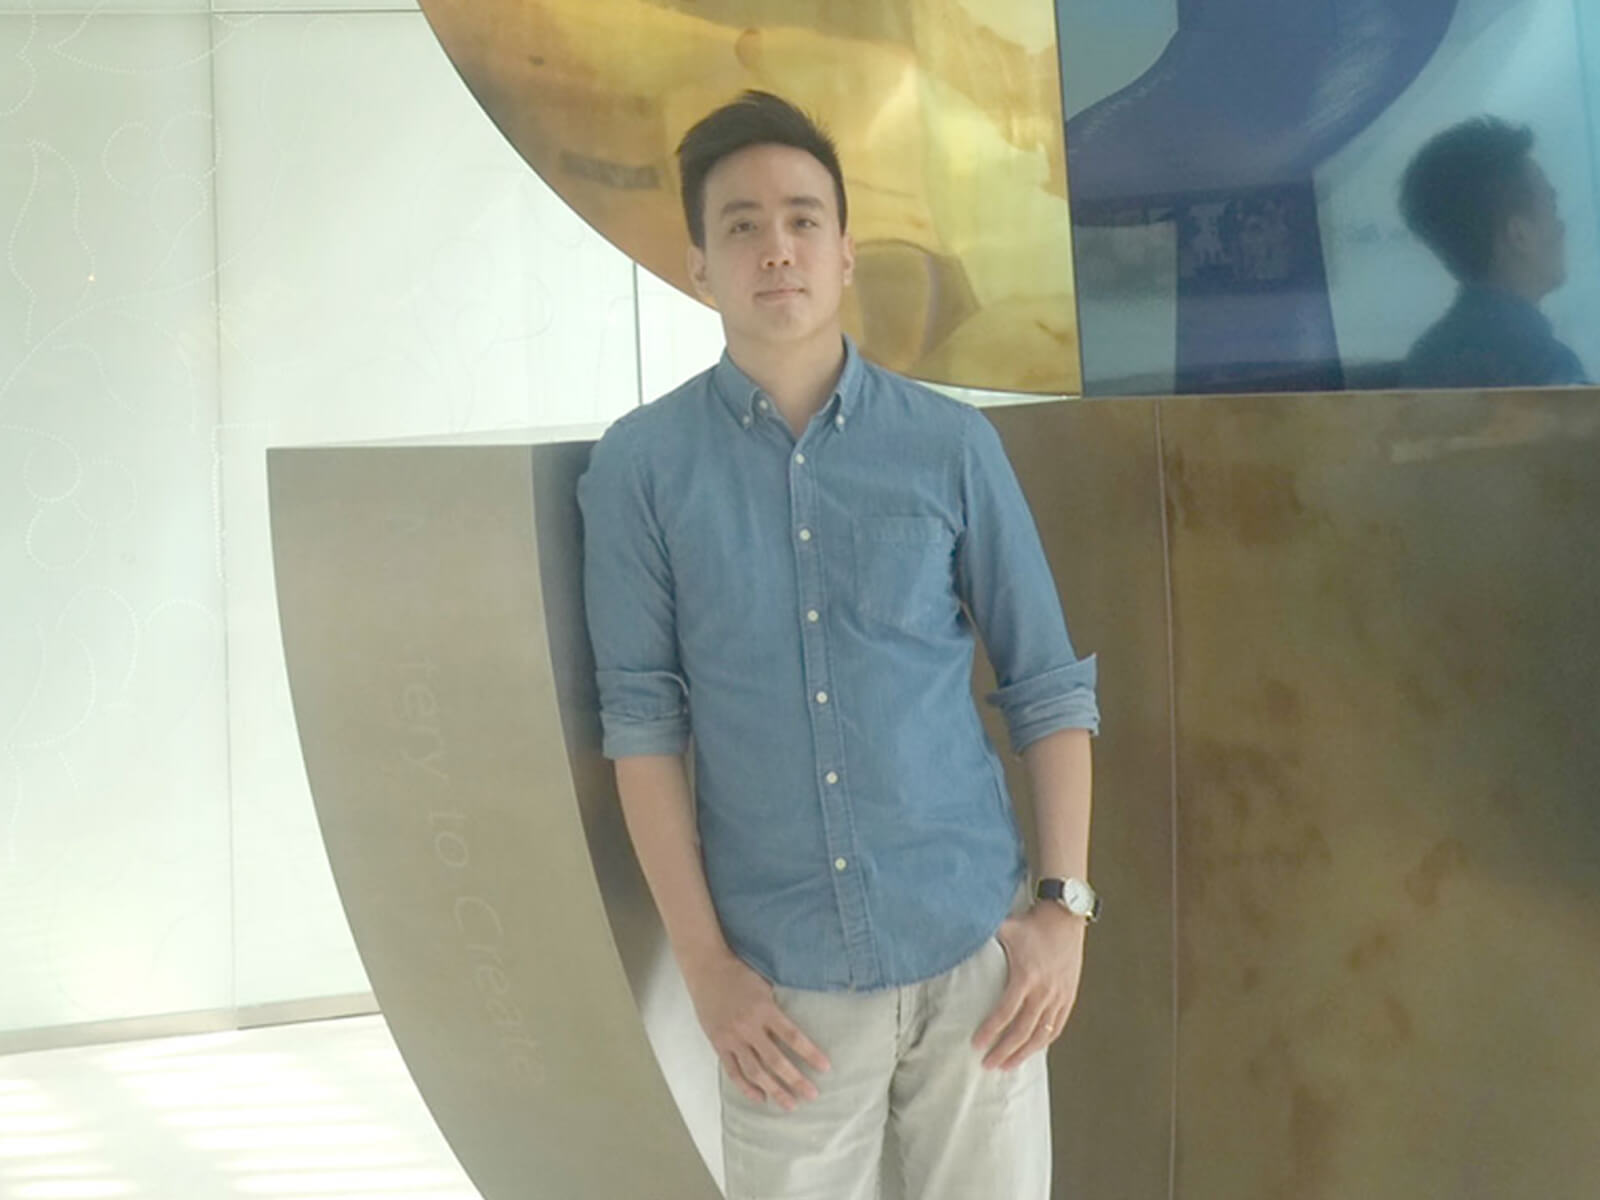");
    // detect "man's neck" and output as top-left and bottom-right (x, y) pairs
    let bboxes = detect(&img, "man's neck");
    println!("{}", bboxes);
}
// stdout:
(726, 328), (847, 437)
(1483, 262), (1547, 307)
